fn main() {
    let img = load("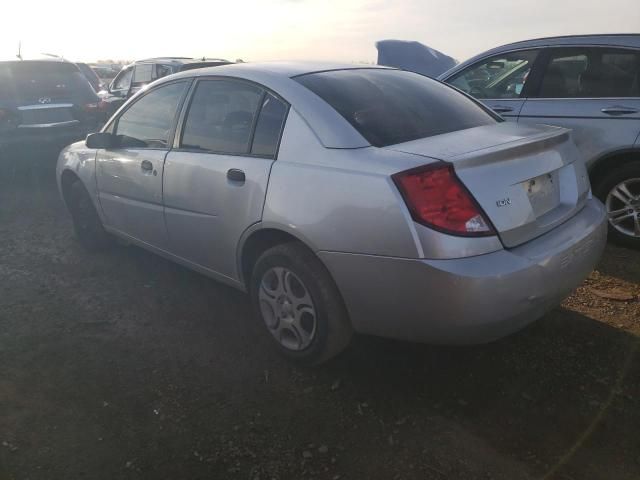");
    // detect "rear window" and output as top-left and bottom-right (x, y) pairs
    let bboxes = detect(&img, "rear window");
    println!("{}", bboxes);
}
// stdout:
(295, 69), (497, 147)
(0, 62), (96, 103)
